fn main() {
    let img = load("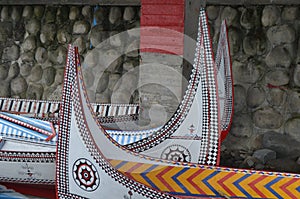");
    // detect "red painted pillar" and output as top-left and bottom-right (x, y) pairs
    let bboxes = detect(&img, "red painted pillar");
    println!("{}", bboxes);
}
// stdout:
(140, 0), (185, 55)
